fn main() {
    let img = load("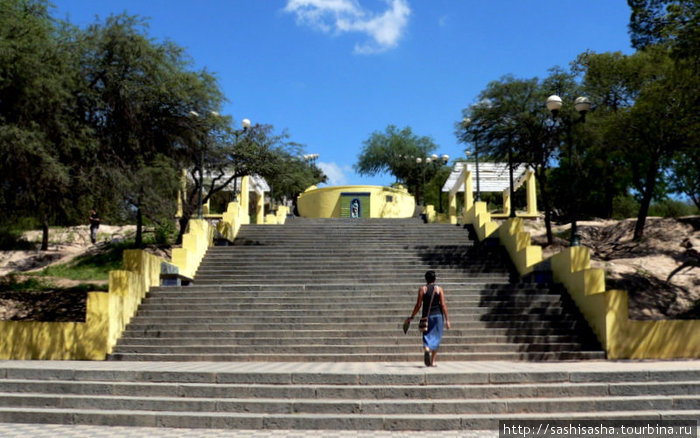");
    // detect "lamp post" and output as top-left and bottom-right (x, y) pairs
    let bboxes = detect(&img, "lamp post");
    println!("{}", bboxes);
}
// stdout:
(437, 154), (449, 213)
(546, 94), (591, 246)
(462, 118), (482, 201)
(232, 118), (251, 202)
(416, 157), (425, 206)
(508, 141), (516, 218)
